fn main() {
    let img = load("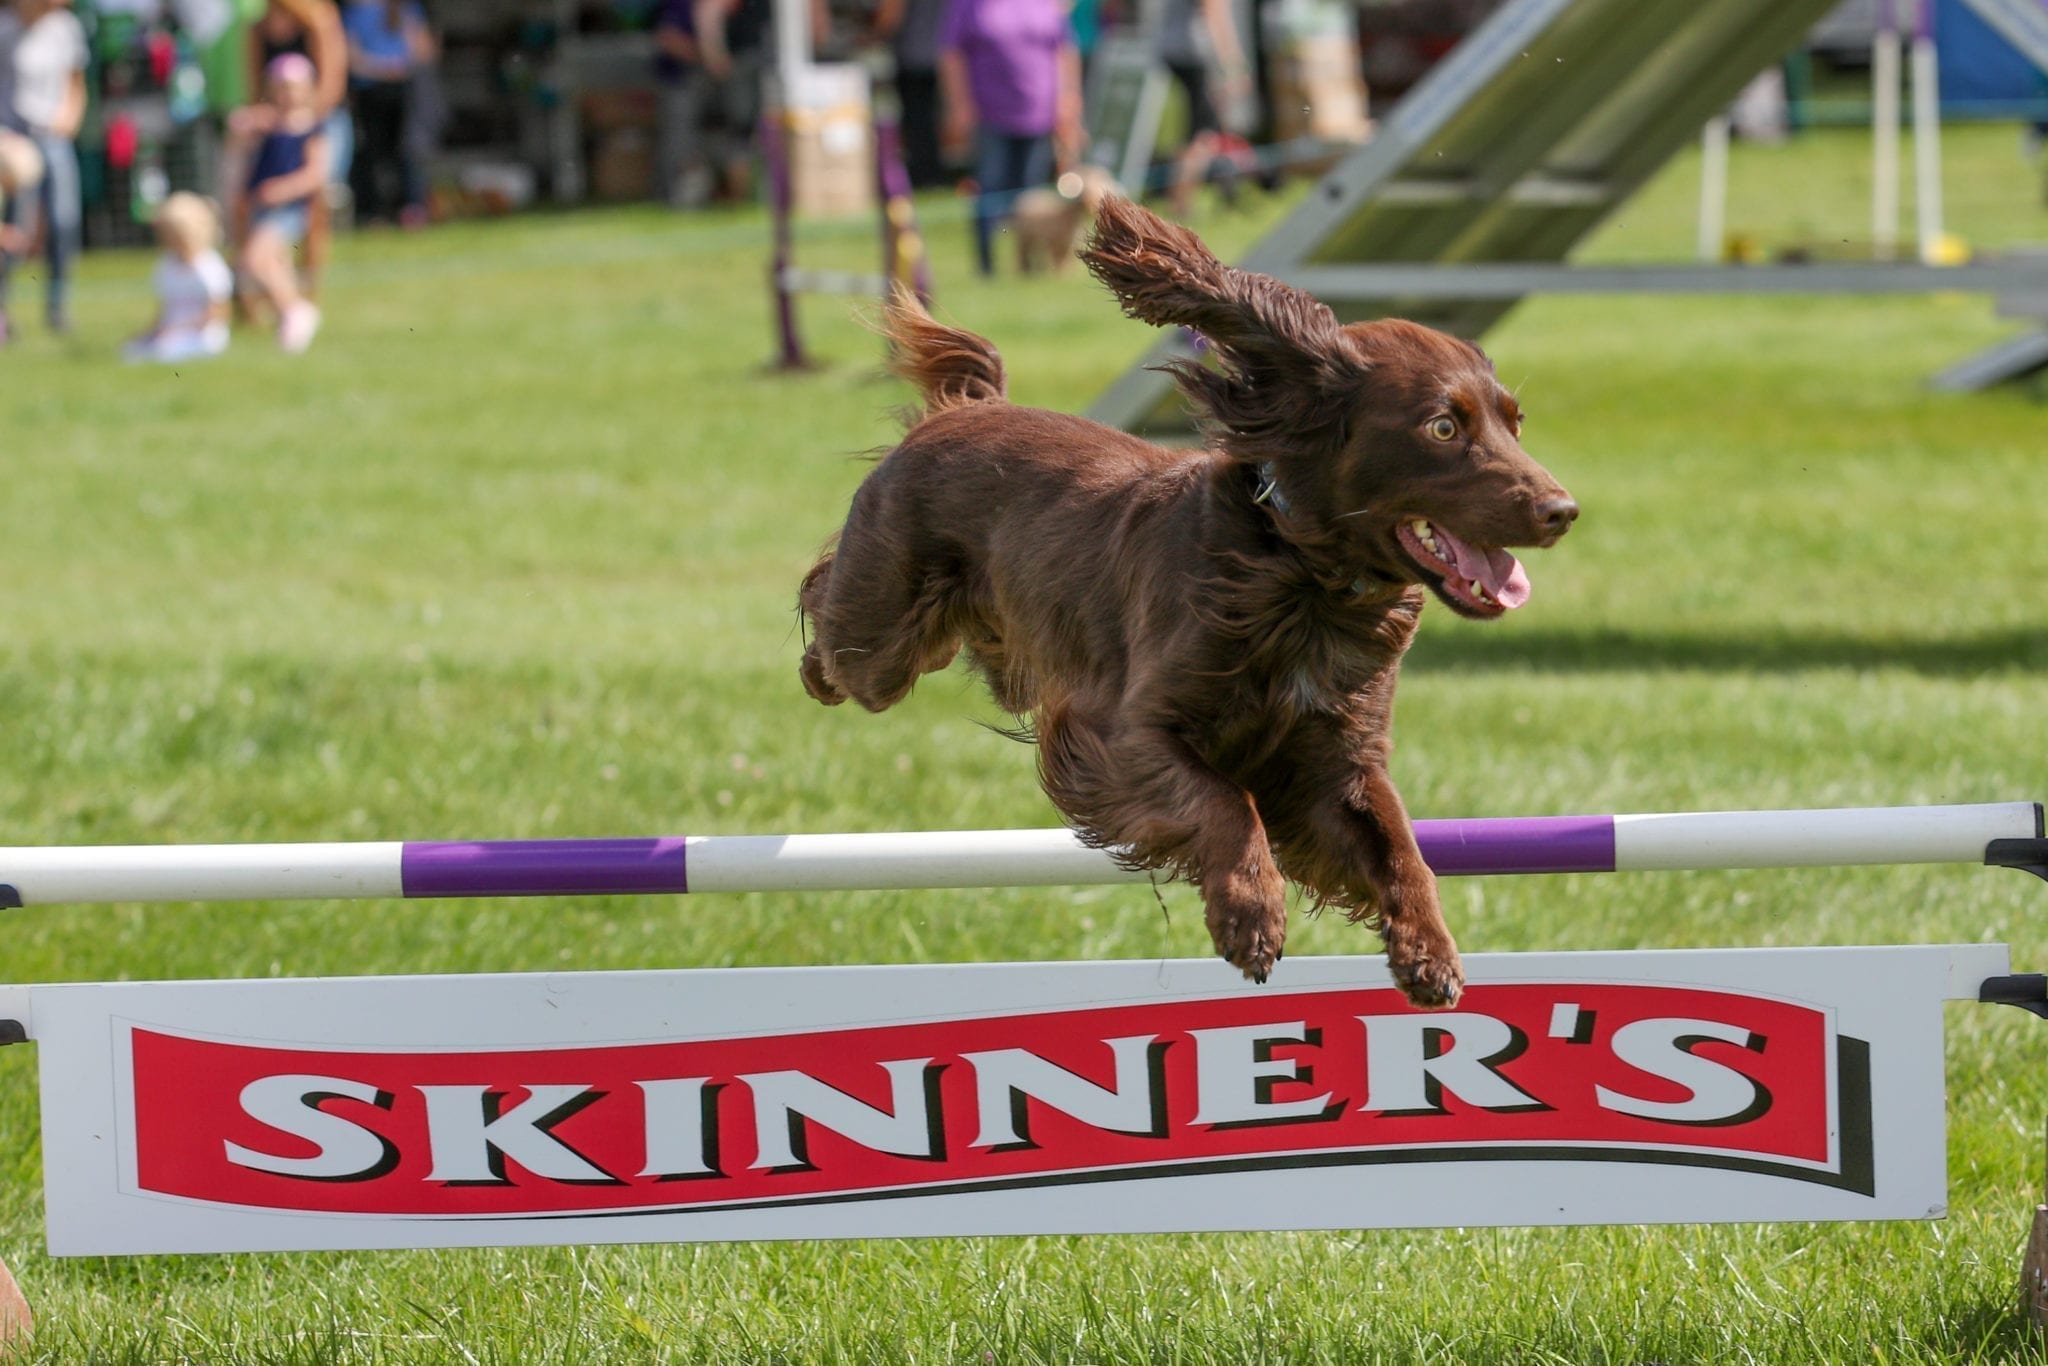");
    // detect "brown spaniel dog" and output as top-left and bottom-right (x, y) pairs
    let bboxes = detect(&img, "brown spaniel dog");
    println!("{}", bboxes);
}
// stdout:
(800, 198), (1576, 1008)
